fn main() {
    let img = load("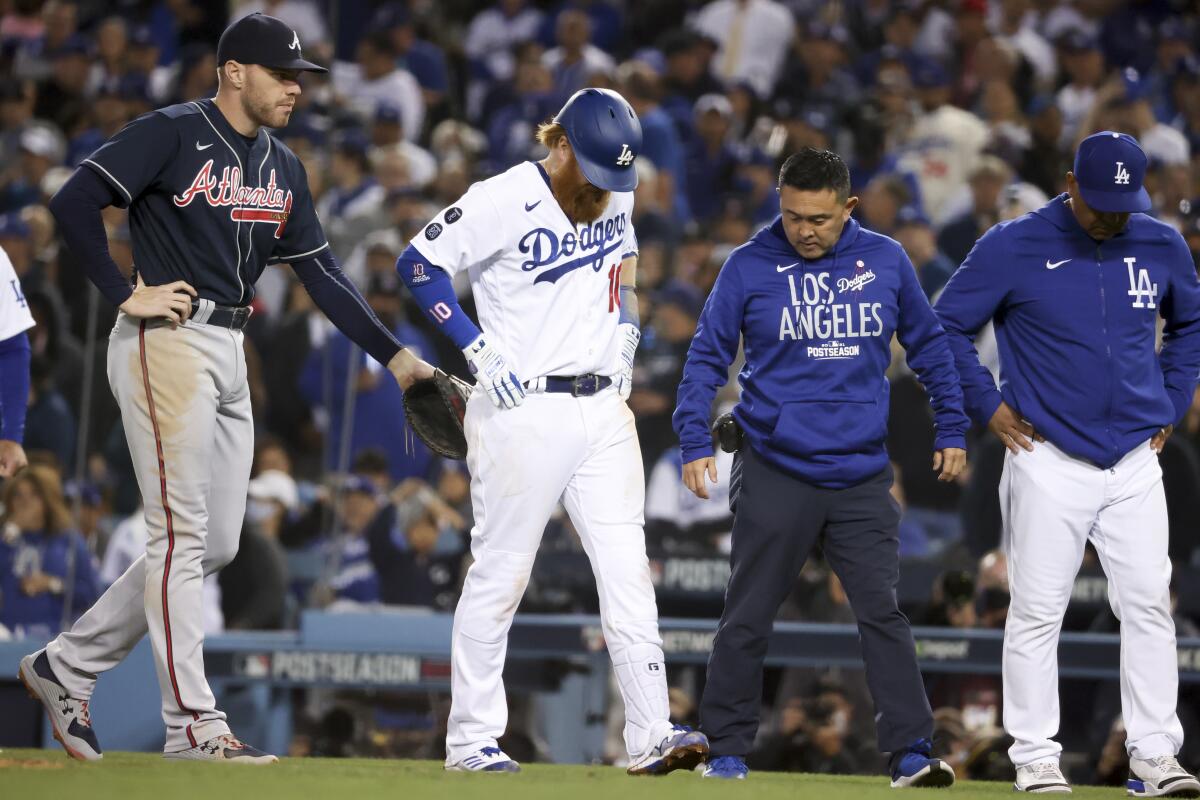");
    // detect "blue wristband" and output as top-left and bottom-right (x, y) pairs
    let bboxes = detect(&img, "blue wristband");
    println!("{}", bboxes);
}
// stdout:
(618, 285), (639, 328)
